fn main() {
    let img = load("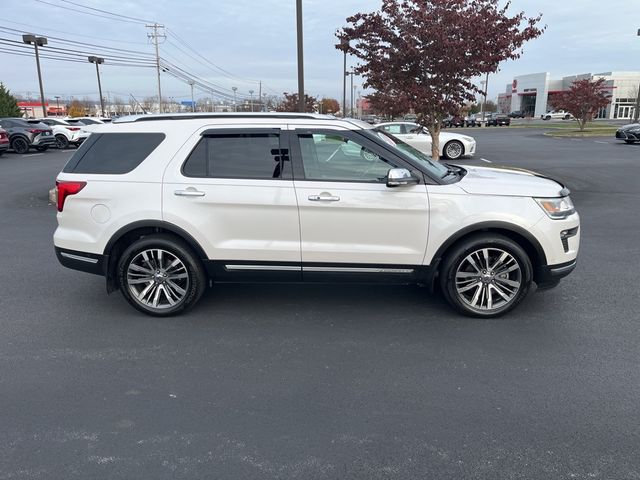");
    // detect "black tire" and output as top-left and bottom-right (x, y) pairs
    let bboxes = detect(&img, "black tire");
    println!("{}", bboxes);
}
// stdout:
(117, 234), (207, 316)
(544, 116), (551, 121)
(10, 136), (30, 154)
(624, 140), (636, 144)
(35, 146), (49, 152)
(563, 114), (571, 120)
(443, 140), (464, 160)
(439, 233), (533, 318)
(55, 134), (69, 149)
